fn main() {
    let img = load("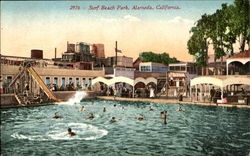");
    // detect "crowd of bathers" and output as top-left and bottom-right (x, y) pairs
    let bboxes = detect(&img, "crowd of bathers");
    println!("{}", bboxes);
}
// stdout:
(53, 102), (185, 137)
